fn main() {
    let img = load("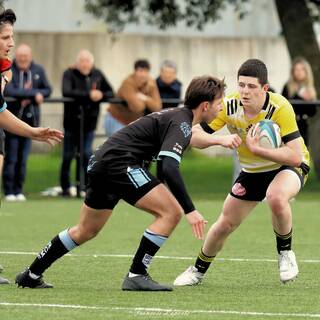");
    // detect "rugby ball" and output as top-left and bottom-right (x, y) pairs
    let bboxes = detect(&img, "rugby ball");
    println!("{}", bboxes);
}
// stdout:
(252, 120), (282, 149)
